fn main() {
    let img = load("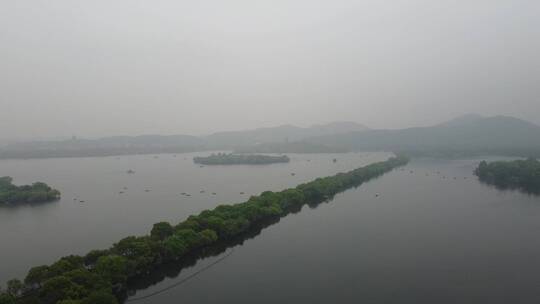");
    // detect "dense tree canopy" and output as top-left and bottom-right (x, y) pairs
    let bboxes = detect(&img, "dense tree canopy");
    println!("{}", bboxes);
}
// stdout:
(193, 153), (290, 165)
(4, 156), (408, 304)
(0, 177), (60, 205)
(0, 293), (15, 304)
(475, 158), (540, 194)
